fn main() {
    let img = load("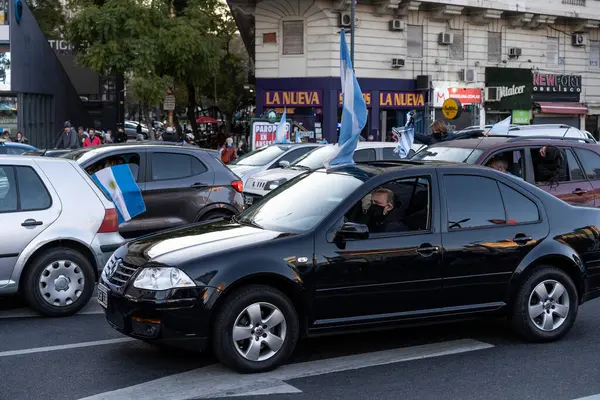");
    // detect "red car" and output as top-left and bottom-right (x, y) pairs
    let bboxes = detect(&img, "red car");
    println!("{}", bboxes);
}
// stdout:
(412, 136), (600, 208)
